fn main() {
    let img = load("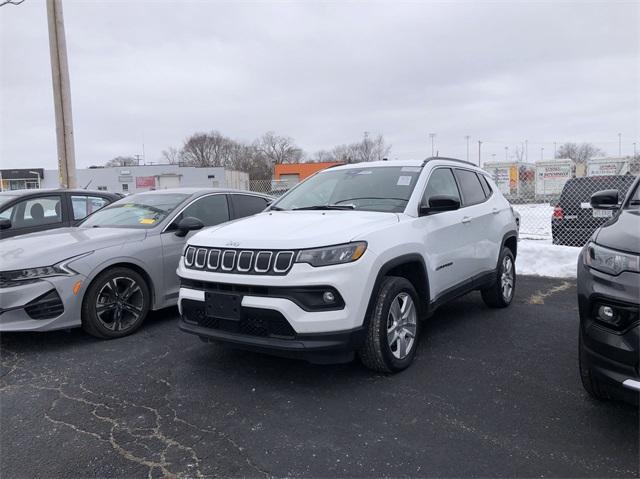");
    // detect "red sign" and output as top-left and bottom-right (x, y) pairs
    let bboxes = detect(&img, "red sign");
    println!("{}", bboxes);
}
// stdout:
(135, 176), (156, 188)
